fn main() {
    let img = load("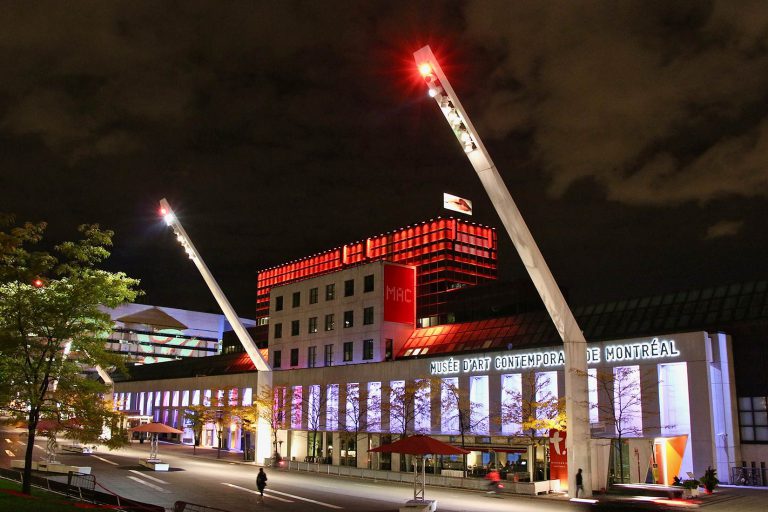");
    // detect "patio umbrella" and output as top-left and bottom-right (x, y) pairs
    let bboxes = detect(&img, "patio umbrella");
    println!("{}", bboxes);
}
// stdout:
(370, 435), (469, 503)
(129, 422), (183, 461)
